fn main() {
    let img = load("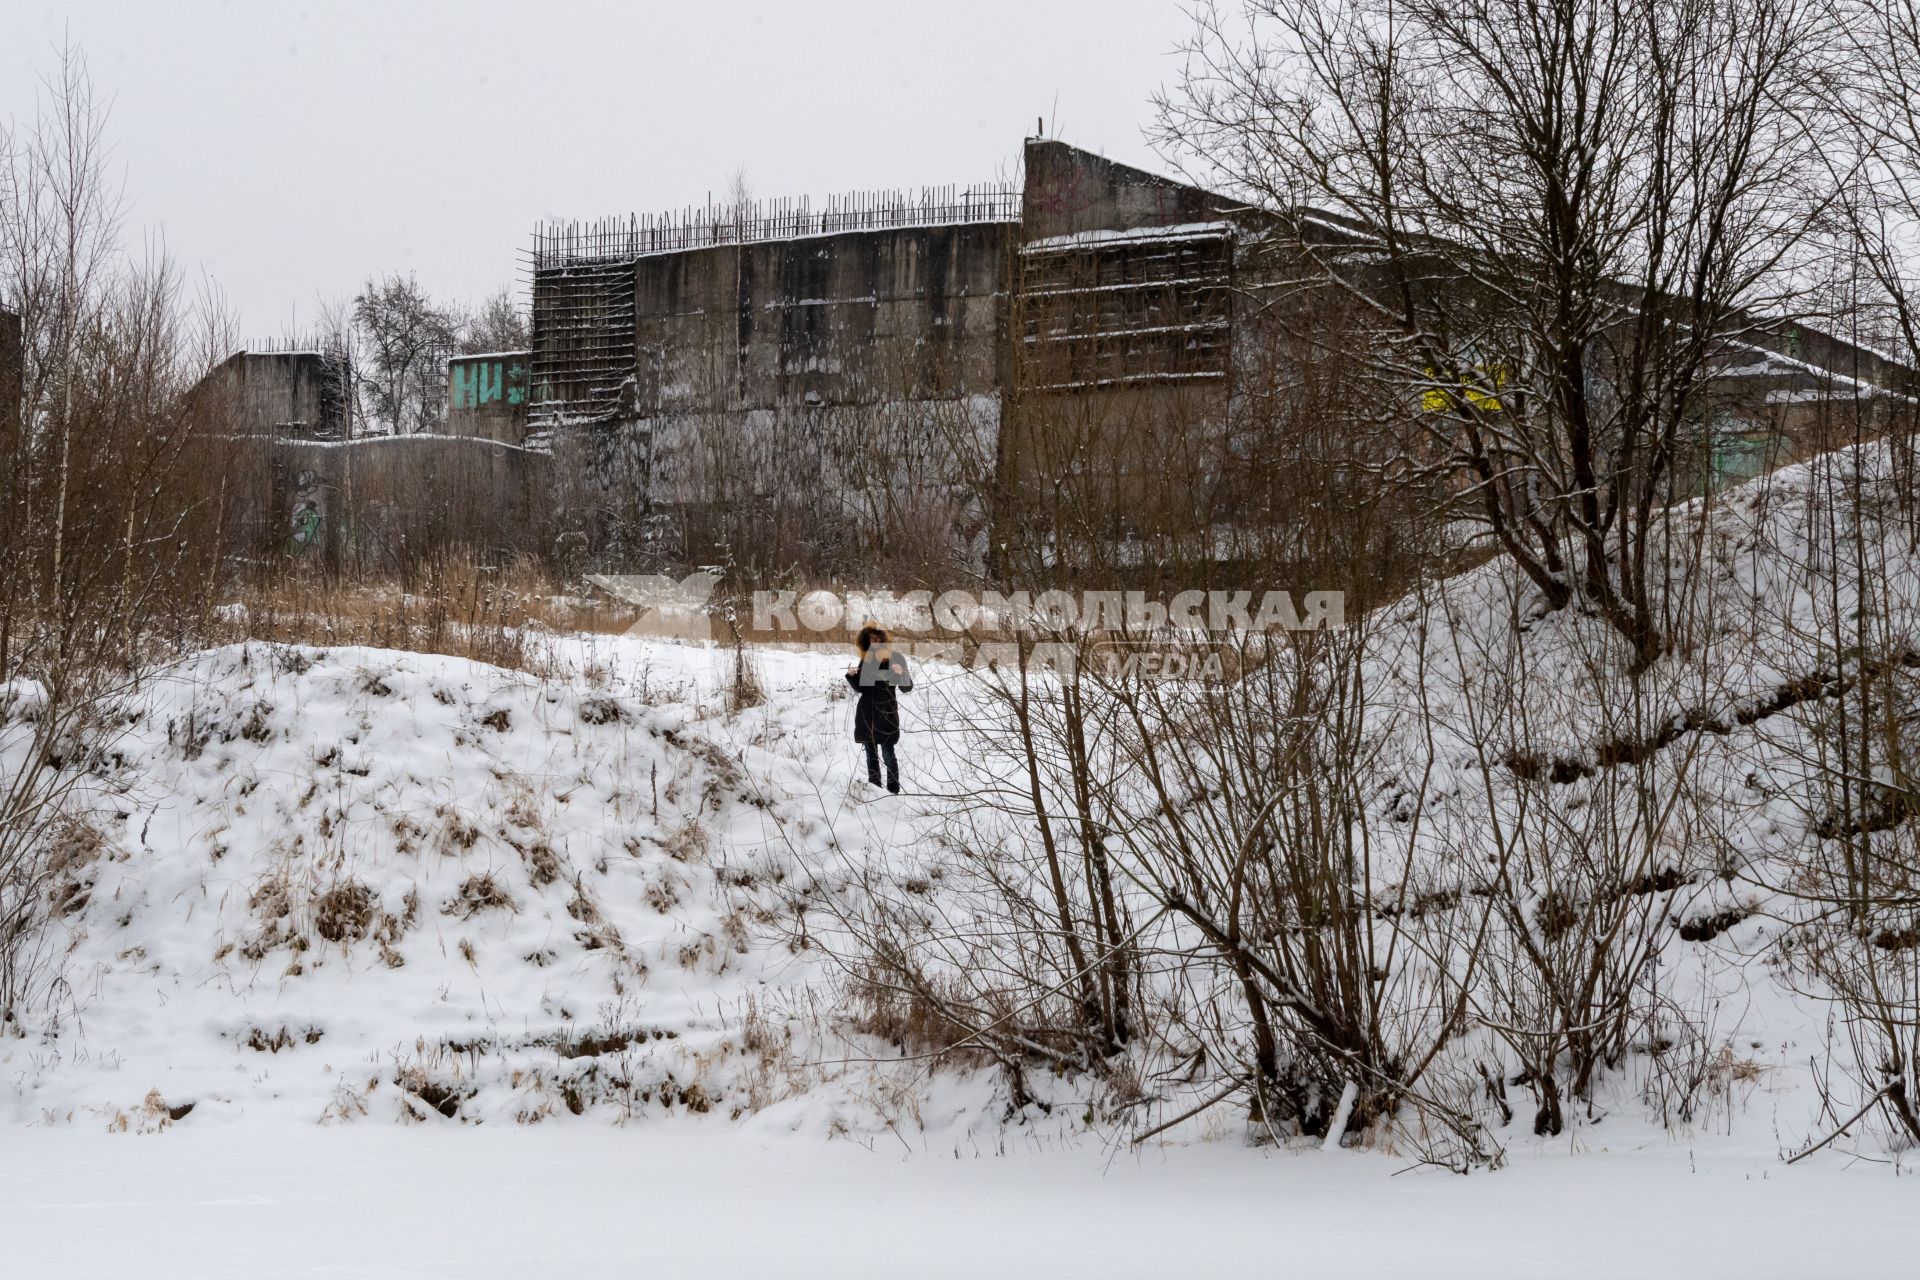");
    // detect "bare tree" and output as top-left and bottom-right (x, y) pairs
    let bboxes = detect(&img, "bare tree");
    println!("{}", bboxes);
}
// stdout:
(1102, 618), (1490, 1153)
(352, 272), (459, 434)
(0, 43), (233, 1025)
(1745, 408), (1920, 1151)
(724, 166), (753, 223)
(460, 286), (529, 355)
(1156, 0), (1842, 670)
